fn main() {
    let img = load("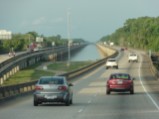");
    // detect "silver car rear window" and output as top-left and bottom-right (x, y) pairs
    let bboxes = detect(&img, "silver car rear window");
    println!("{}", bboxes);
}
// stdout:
(39, 77), (64, 84)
